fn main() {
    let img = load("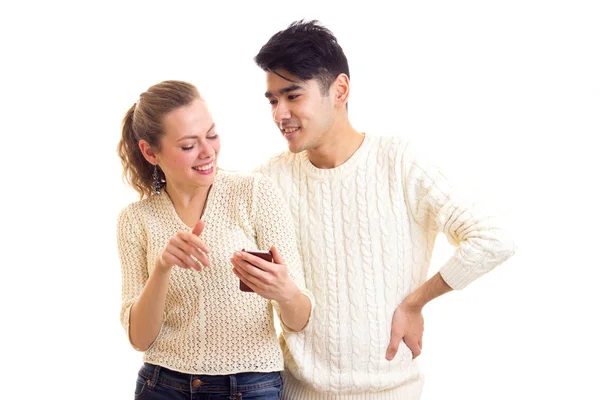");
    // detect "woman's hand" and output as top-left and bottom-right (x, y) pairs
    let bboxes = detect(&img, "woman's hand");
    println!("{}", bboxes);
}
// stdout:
(231, 246), (300, 303)
(156, 221), (211, 272)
